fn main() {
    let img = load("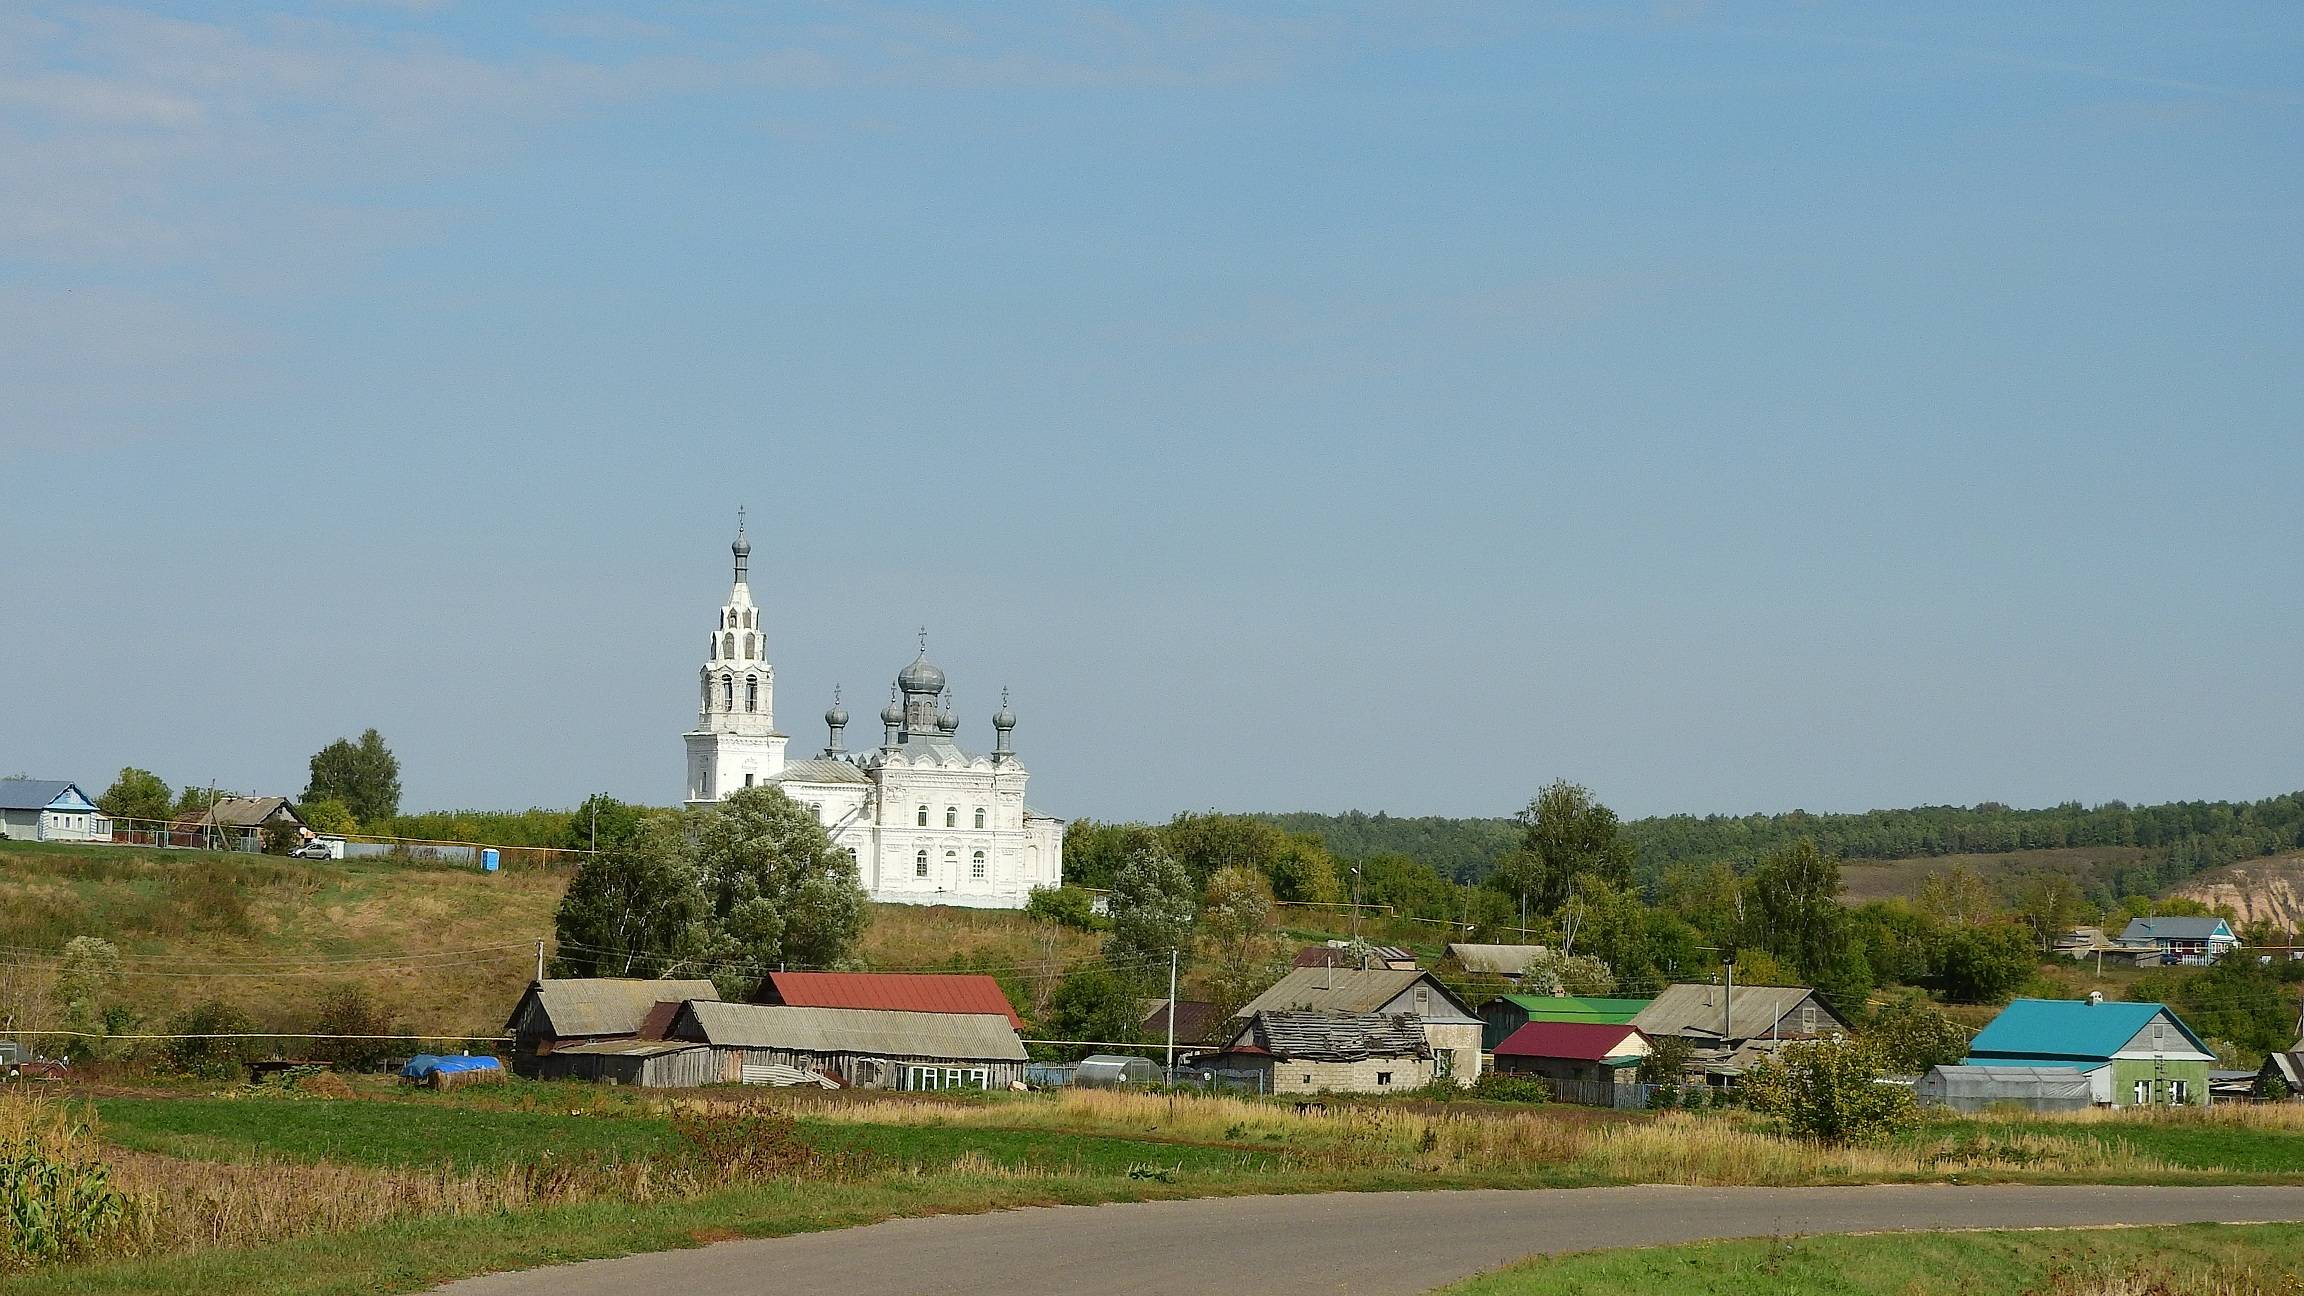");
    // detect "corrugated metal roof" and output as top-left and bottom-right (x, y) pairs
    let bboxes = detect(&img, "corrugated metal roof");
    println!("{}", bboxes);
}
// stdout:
(1490, 995), (1651, 1023)
(1630, 983), (1843, 1042)
(769, 759), (871, 786)
(1446, 944), (1550, 975)
(549, 1039), (710, 1058)
(674, 1002), (1026, 1060)
(1141, 999), (1223, 1044)
(1968, 998), (2212, 1062)
(2119, 917), (2232, 942)
(511, 978), (722, 1039)
(762, 971), (1022, 1027)
(190, 796), (297, 828)
(0, 779), (82, 812)
(1236, 967), (1474, 1021)
(1494, 1021), (1650, 1062)
(1231, 1011), (1429, 1061)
